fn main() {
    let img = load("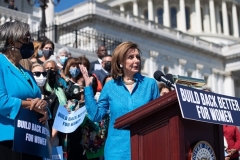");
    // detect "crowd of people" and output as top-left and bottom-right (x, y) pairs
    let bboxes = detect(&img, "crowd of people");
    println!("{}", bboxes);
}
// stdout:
(0, 20), (160, 160)
(0, 20), (240, 160)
